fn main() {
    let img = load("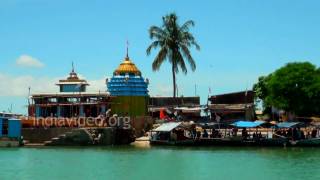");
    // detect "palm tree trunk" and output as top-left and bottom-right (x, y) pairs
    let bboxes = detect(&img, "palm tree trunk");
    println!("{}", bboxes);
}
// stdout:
(172, 63), (176, 98)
